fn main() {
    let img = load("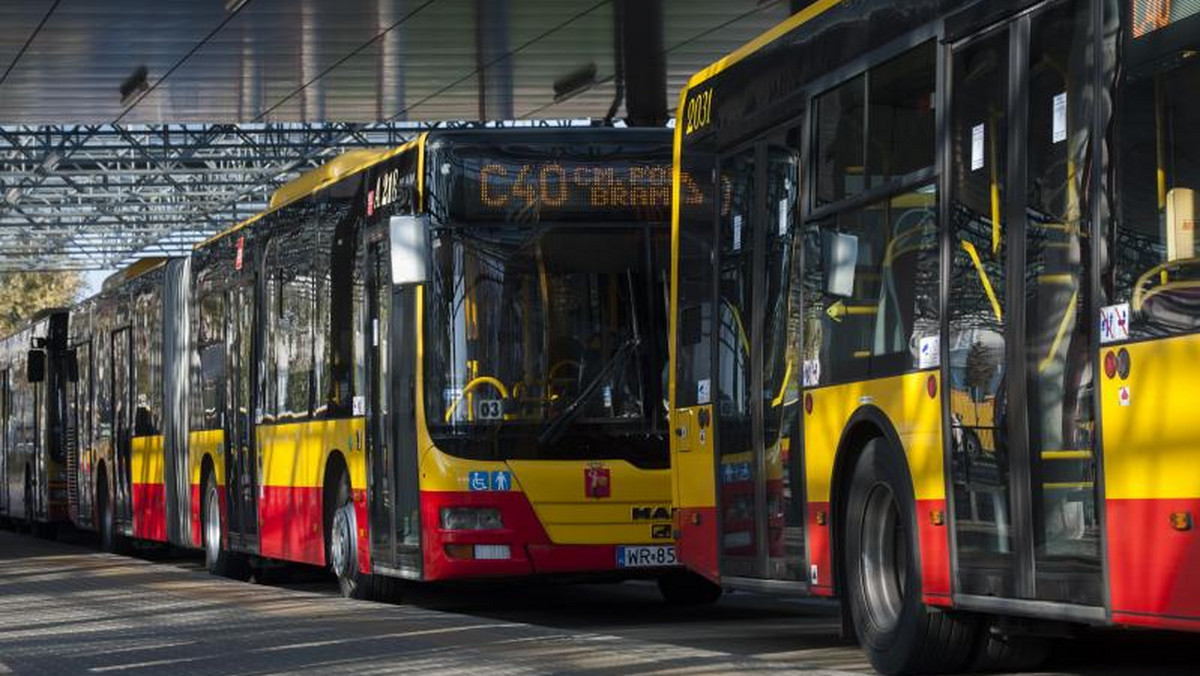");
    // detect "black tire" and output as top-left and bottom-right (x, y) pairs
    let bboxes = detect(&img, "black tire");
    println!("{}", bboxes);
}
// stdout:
(202, 473), (248, 580)
(970, 624), (1049, 673)
(844, 438), (977, 675)
(657, 570), (723, 605)
(327, 475), (399, 602)
(22, 470), (34, 535)
(97, 473), (116, 552)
